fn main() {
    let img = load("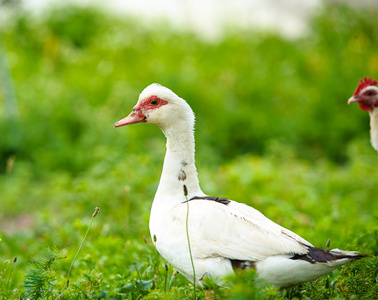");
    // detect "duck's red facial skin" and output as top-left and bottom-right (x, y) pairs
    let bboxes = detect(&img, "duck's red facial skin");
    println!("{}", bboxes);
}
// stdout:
(136, 95), (168, 111)
(114, 95), (168, 128)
